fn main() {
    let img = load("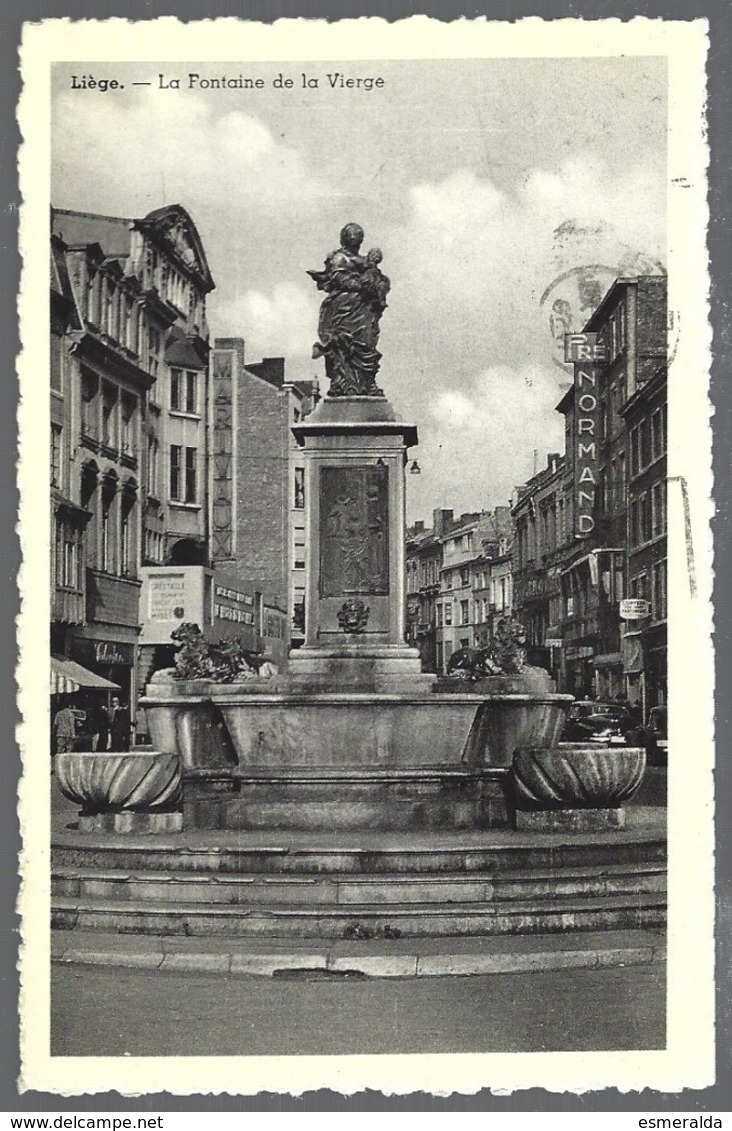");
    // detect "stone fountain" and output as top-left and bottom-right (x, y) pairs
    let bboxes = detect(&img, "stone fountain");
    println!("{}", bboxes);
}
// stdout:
(139, 222), (574, 833)
(53, 227), (660, 943)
